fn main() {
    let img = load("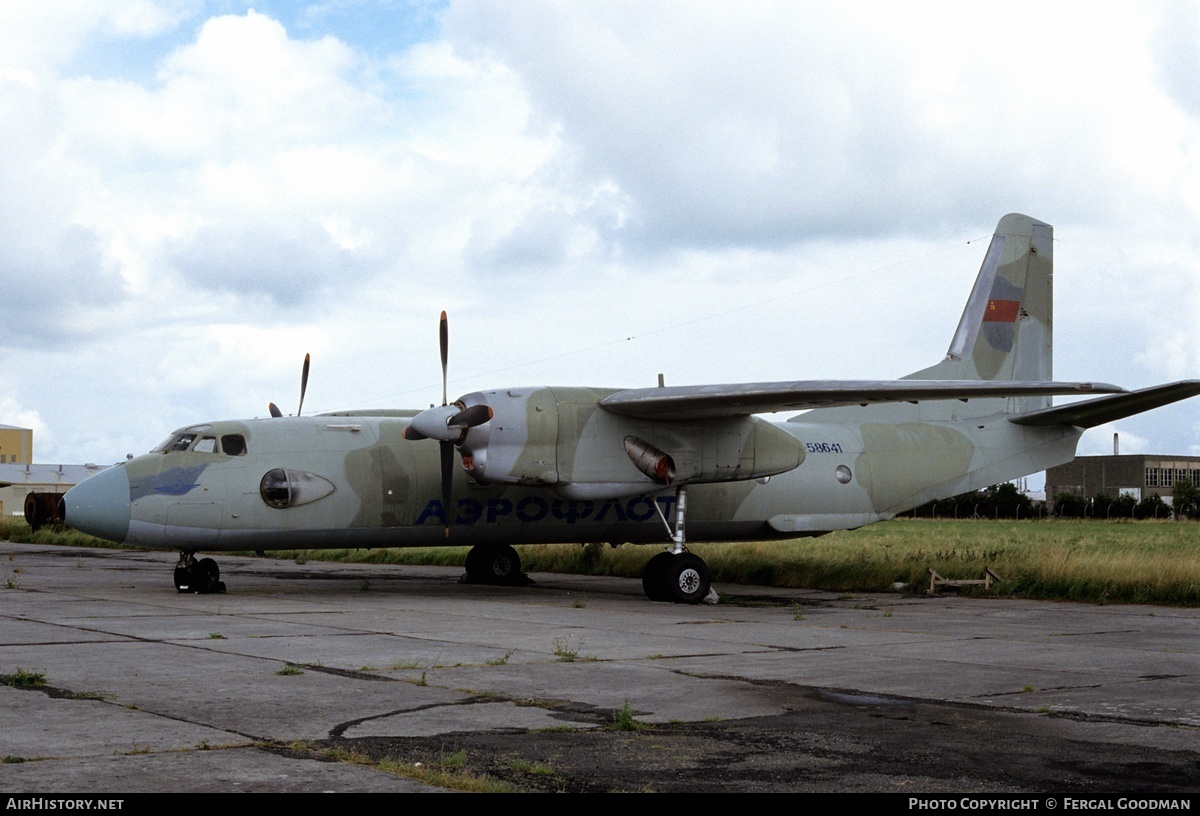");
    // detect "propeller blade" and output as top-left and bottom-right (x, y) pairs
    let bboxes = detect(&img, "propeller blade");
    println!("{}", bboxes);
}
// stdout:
(448, 403), (493, 429)
(269, 402), (283, 418)
(440, 439), (454, 538)
(298, 353), (310, 416)
(439, 311), (448, 407)
(402, 425), (429, 441)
